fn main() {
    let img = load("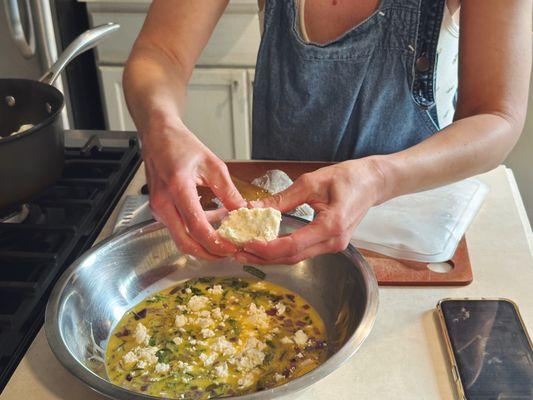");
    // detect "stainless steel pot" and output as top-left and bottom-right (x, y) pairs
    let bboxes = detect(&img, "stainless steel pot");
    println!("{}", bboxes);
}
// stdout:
(0, 23), (119, 211)
(45, 217), (379, 399)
